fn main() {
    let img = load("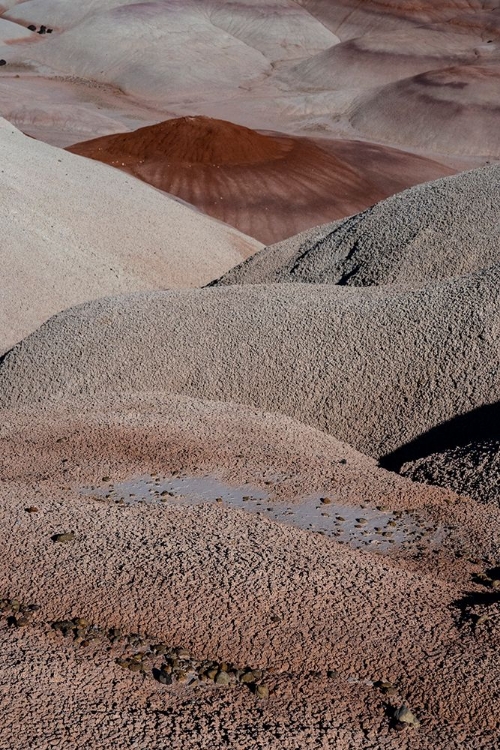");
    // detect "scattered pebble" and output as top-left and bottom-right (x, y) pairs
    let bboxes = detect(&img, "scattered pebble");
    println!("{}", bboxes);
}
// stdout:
(394, 705), (420, 728)
(52, 531), (75, 543)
